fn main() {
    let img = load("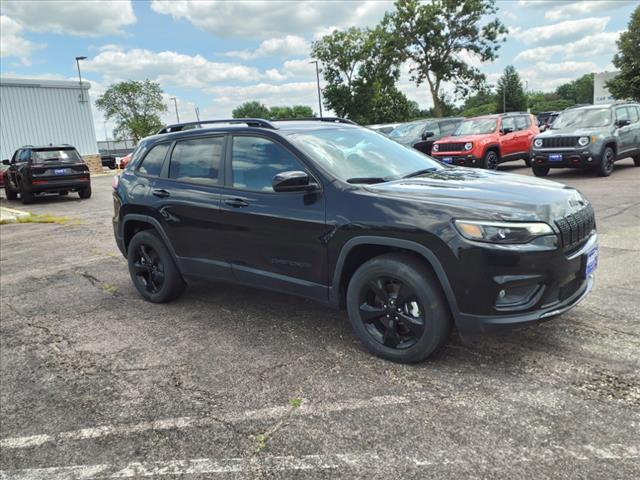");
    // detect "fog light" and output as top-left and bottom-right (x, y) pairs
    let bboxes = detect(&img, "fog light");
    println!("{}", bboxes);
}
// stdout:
(495, 284), (541, 309)
(499, 289), (506, 298)
(588, 157), (593, 162)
